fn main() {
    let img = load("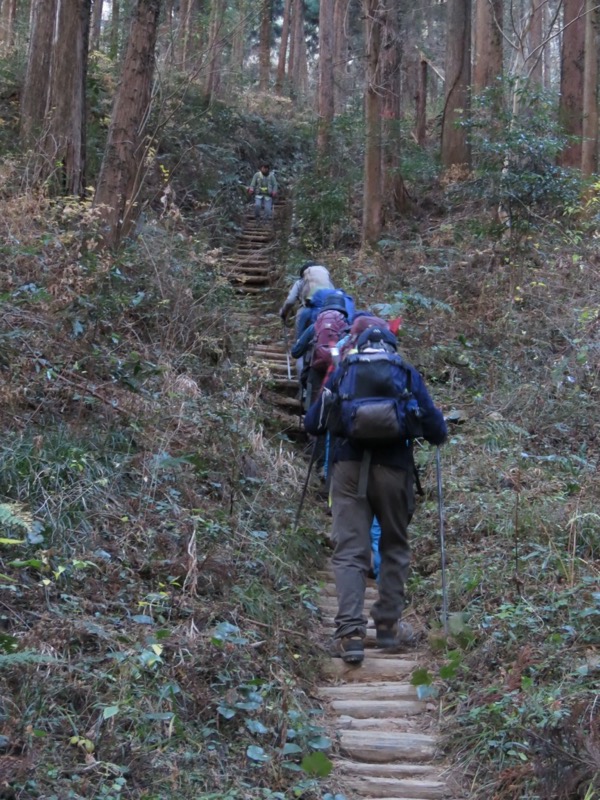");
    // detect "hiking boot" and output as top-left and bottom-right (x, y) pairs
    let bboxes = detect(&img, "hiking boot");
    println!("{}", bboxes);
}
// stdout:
(375, 622), (398, 649)
(375, 620), (416, 649)
(331, 635), (364, 664)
